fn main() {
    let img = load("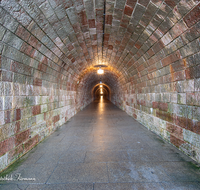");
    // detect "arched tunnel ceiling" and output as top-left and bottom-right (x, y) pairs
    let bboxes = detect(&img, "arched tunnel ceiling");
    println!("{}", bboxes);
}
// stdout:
(0, 0), (199, 88)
